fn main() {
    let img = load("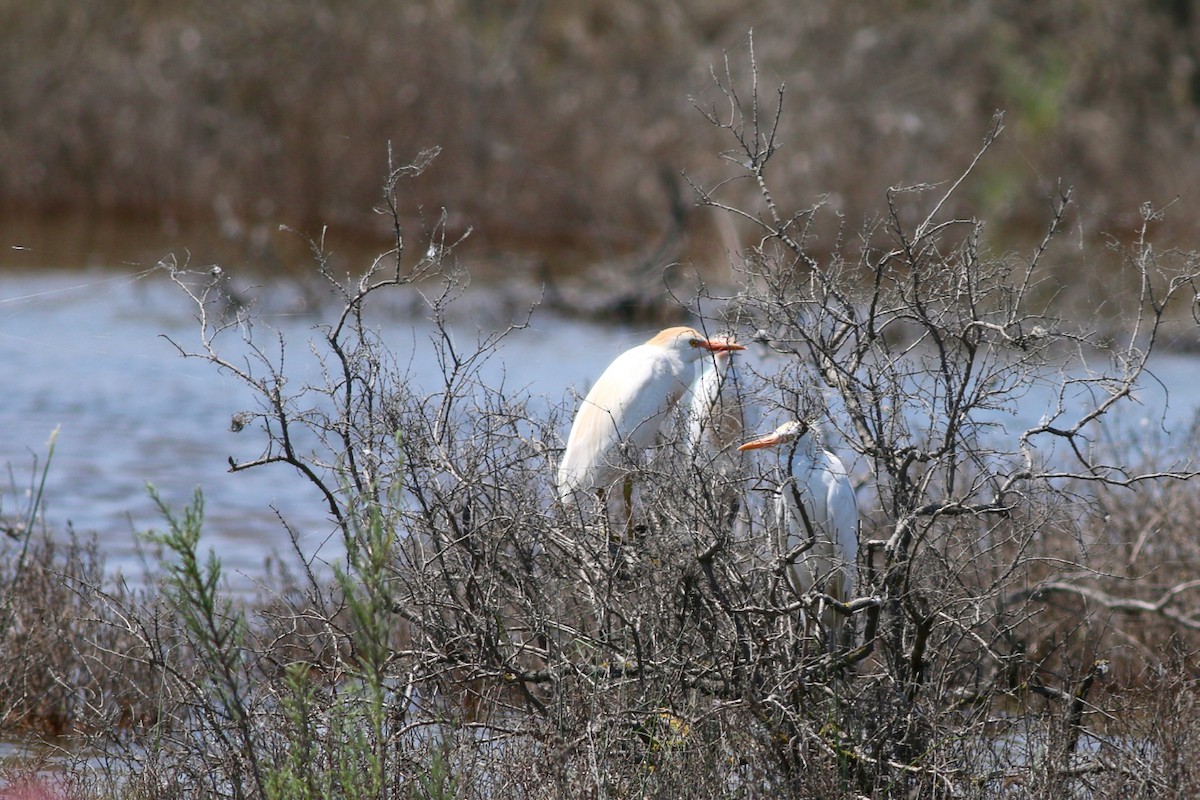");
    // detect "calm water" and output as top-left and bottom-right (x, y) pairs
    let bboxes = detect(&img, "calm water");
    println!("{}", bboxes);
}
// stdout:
(1, 267), (1198, 586)
(0, 268), (624, 584)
